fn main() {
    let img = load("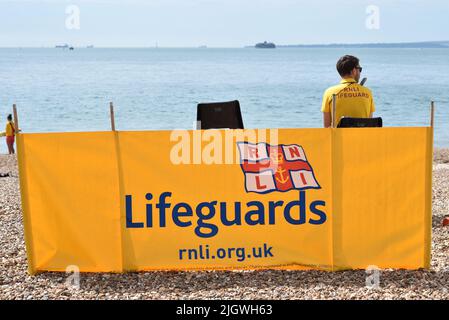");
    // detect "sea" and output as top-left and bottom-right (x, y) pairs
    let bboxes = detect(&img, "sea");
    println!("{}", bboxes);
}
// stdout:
(0, 47), (448, 153)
